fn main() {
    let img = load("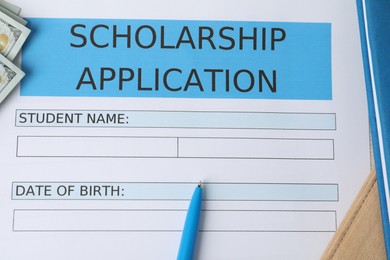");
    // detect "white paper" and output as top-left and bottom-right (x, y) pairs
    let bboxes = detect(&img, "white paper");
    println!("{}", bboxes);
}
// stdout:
(0, 0), (370, 259)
